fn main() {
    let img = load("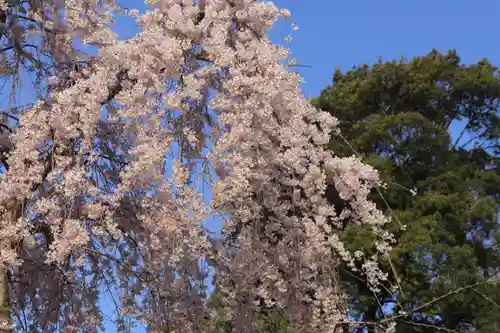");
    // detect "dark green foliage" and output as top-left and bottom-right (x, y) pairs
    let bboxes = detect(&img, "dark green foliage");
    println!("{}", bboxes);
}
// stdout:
(313, 49), (500, 332)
